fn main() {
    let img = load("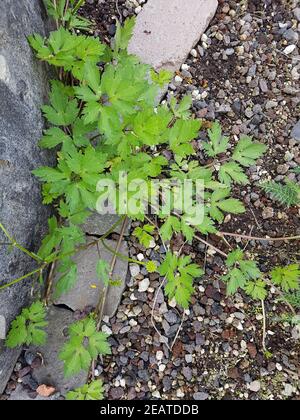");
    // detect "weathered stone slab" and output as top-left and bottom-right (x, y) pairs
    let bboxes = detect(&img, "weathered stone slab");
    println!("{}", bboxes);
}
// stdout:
(31, 307), (86, 396)
(81, 213), (131, 236)
(8, 384), (60, 400)
(0, 315), (6, 340)
(0, 0), (51, 394)
(128, 0), (218, 72)
(53, 239), (129, 318)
